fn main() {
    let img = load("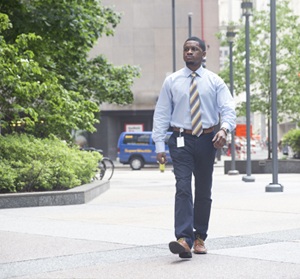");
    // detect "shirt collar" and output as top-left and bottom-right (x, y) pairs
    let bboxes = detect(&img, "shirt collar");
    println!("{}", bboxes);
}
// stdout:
(184, 65), (204, 78)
